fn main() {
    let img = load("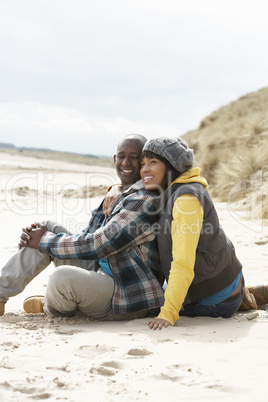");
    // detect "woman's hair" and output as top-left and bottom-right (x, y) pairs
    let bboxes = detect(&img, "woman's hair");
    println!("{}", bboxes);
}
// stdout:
(141, 150), (179, 190)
